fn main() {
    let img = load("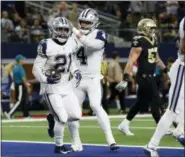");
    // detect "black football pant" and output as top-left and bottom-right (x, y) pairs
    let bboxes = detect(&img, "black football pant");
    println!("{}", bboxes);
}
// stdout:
(126, 75), (161, 124)
(8, 83), (30, 117)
